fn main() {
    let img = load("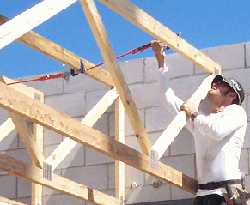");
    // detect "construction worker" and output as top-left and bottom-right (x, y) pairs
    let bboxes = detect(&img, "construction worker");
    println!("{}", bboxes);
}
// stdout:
(151, 41), (249, 205)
